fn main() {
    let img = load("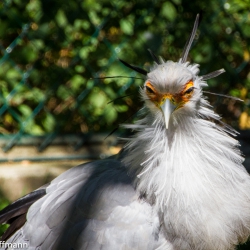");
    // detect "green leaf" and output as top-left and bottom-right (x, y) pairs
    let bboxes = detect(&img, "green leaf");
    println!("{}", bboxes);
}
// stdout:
(120, 19), (134, 35)
(70, 74), (85, 92)
(42, 113), (56, 132)
(160, 2), (177, 21)
(18, 104), (33, 118)
(56, 9), (68, 28)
